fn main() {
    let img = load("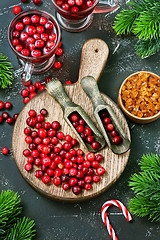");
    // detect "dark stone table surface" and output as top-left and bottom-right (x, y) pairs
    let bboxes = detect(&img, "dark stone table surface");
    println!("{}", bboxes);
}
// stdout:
(0, 0), (160, 239)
